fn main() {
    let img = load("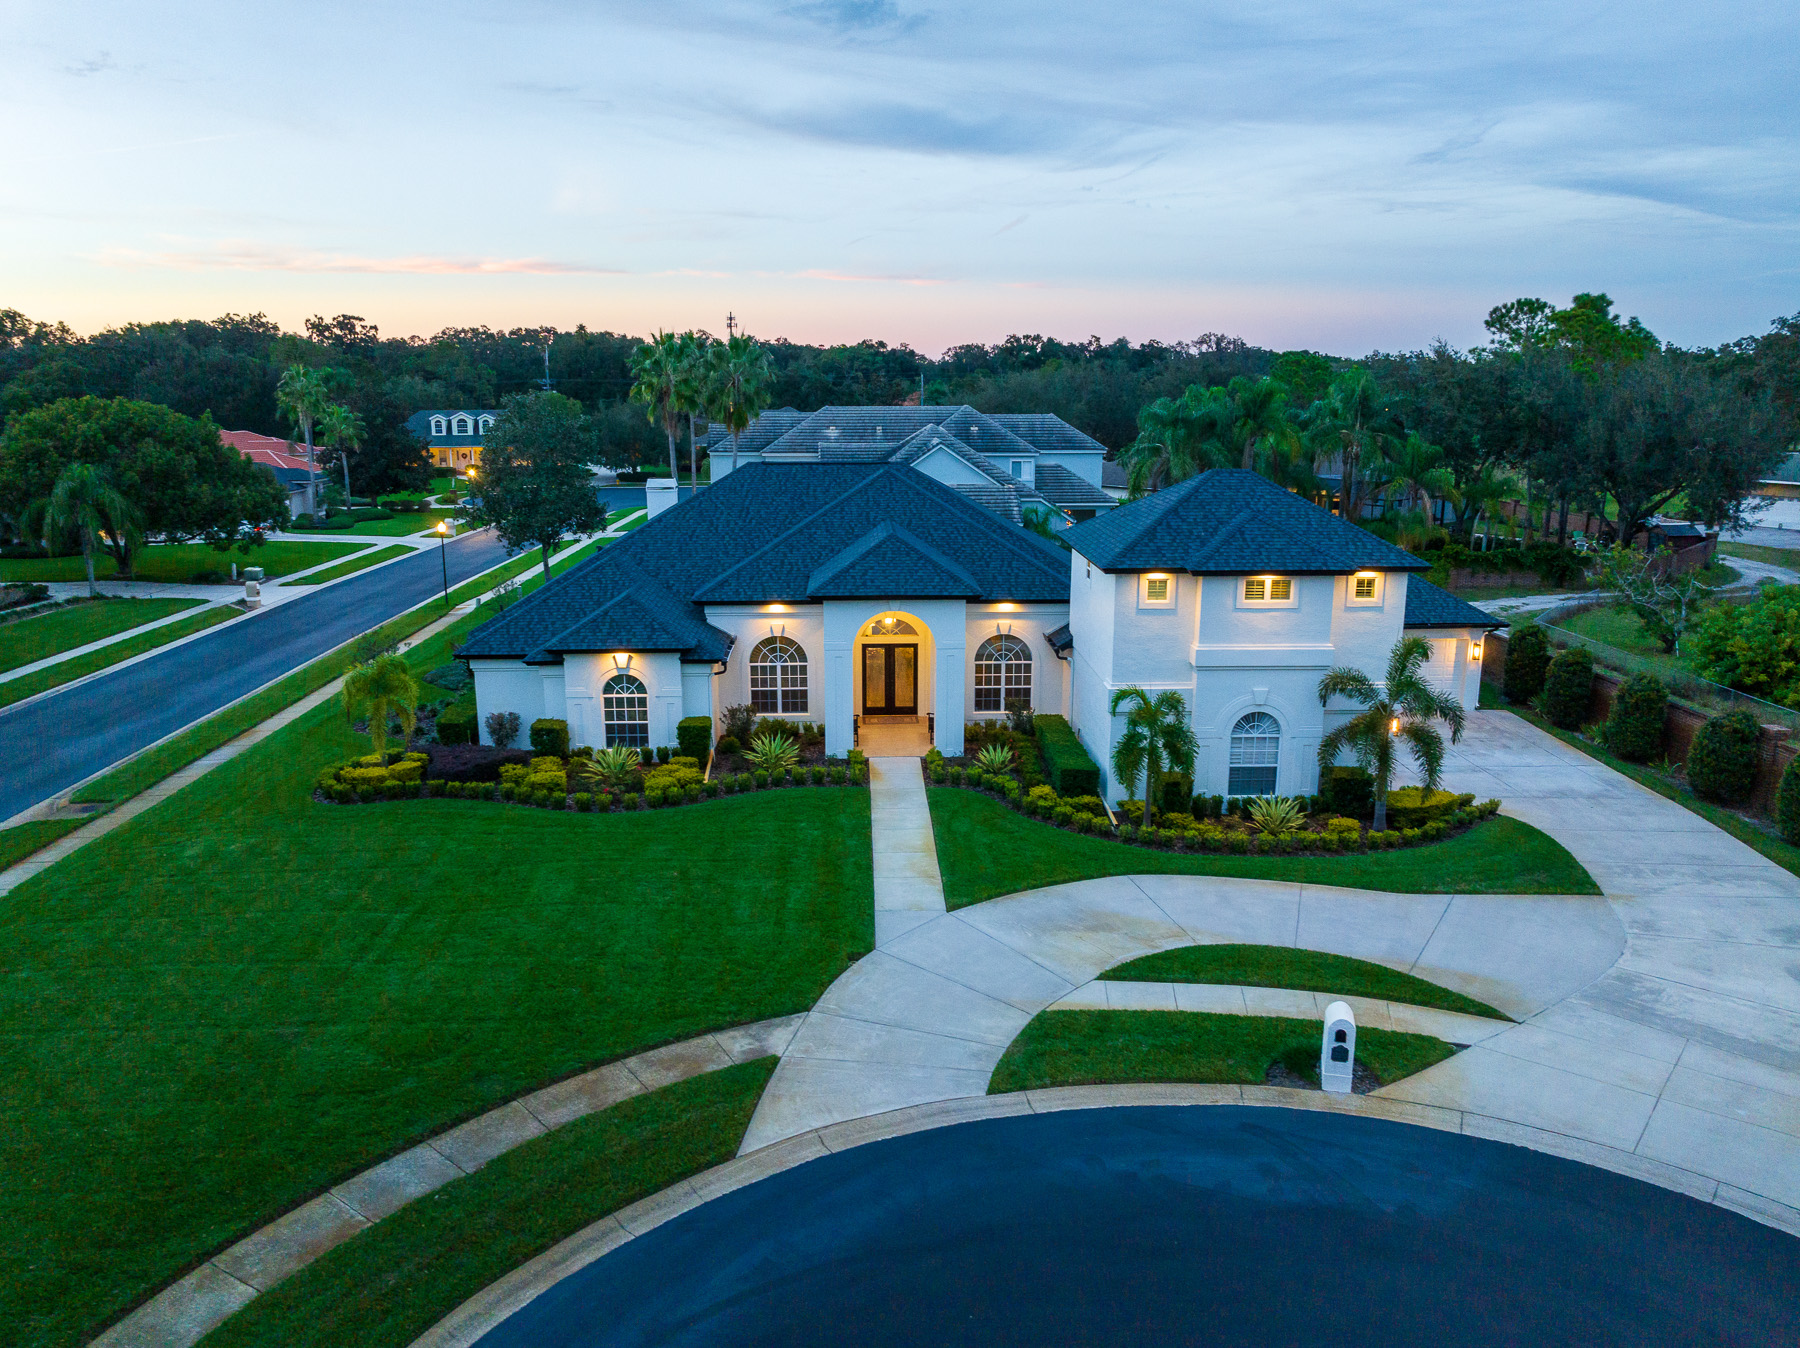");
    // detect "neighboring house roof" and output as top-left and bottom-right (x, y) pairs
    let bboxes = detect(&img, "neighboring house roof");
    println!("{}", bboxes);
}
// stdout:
(1402, 577), (1505, 630)
(1760, 452), (1800, 485)
(1033, 463), (1114, 509)
(1064, 469), (1427, 574)
(457, 464), (1071, 664)
(221, 430), (316, 493)
(1101, 460), (1129, 491)
(405, 409), (499, 447)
